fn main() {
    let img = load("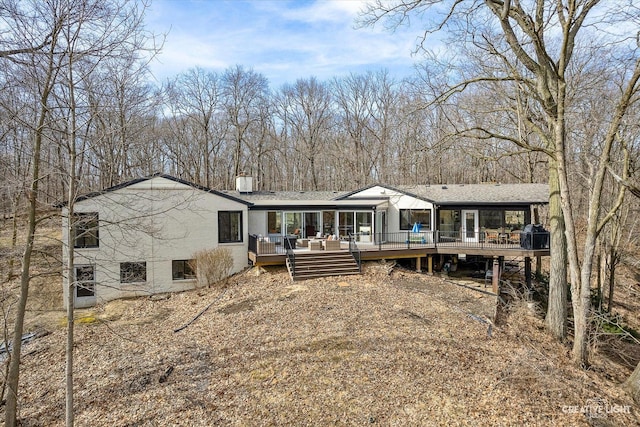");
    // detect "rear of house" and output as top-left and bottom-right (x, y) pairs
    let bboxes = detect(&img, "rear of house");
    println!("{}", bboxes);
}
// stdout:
(61, 175), (250, 308)
(61, 175), (550, 307)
